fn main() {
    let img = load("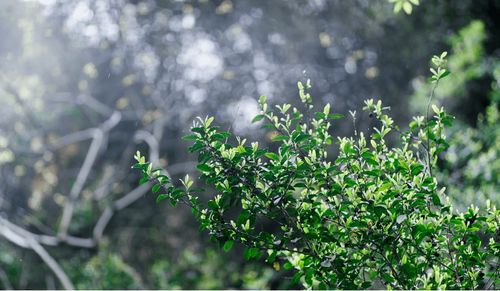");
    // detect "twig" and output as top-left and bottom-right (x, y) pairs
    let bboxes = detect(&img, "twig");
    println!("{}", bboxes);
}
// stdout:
(425, 79), (440, 177)
(93, 183), (151, 241)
